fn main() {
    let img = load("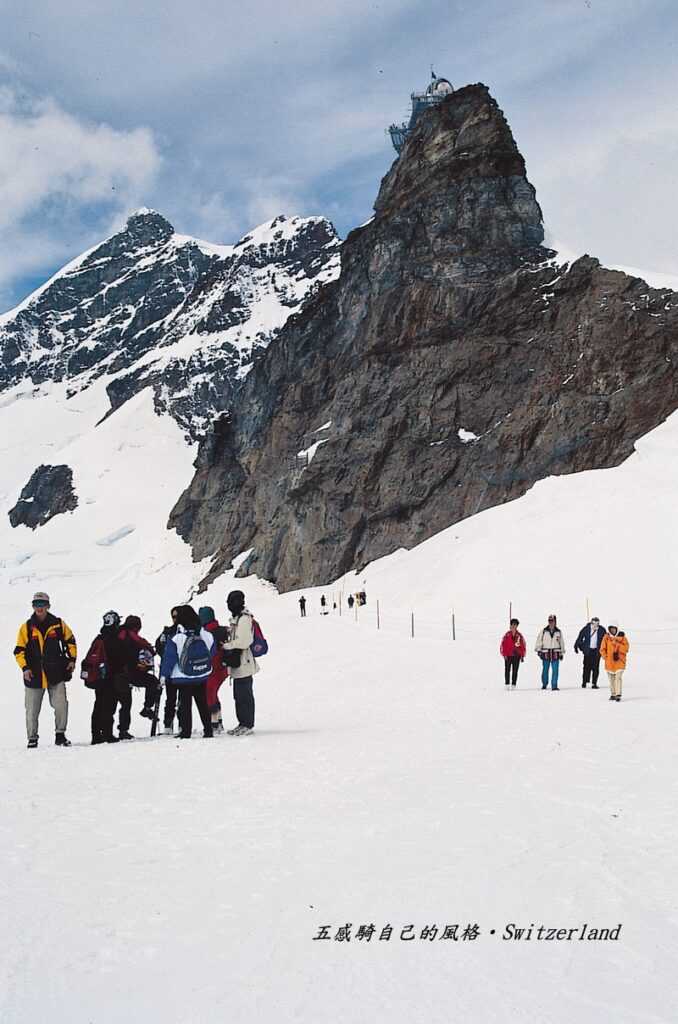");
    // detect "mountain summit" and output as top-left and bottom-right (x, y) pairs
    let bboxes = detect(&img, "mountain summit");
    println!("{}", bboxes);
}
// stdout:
(0, 211), (340, 439)
(171, 83), (678, 589)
